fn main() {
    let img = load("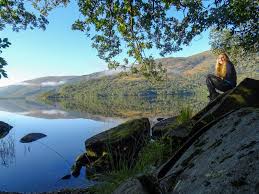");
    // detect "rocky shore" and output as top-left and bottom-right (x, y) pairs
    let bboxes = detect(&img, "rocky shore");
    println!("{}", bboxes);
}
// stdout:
(1, 78), (259, 194)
